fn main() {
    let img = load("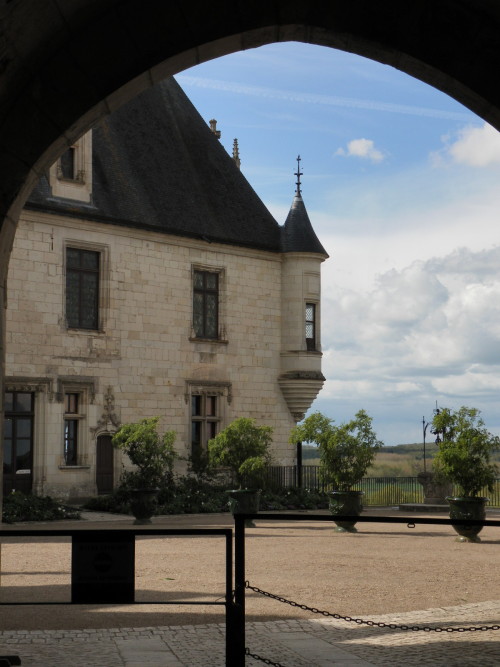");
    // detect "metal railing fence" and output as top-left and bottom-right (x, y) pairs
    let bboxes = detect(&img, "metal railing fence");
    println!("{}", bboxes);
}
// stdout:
(265, 467), (500, 507)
